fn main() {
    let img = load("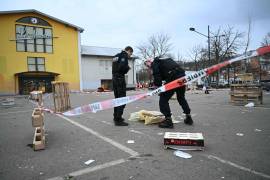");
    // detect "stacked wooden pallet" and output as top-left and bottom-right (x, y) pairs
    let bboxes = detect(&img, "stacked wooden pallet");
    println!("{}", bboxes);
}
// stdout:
(230, 84), (263, 105)
(52, 82), (71, 113)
